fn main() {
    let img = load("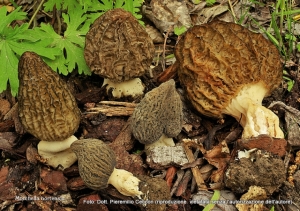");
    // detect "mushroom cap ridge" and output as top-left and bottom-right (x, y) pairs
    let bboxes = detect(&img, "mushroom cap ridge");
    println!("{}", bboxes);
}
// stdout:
(84, 8), (155, 82)
(70, 139), (116, 190)
(18, 52), (81, 142)
(175, 21), (282, 118)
